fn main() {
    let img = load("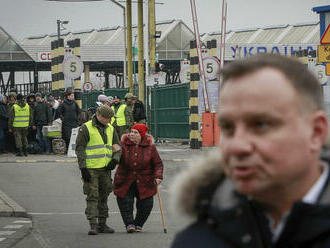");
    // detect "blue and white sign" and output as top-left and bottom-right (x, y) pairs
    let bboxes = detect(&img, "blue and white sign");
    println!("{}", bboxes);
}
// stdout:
(228, 44), (318, 59)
